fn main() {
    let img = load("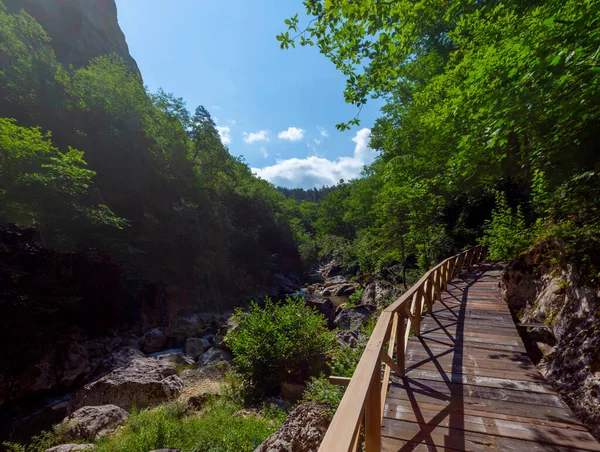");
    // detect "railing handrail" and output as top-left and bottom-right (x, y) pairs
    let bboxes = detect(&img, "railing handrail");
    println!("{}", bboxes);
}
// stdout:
(318, 245), (486, 452)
